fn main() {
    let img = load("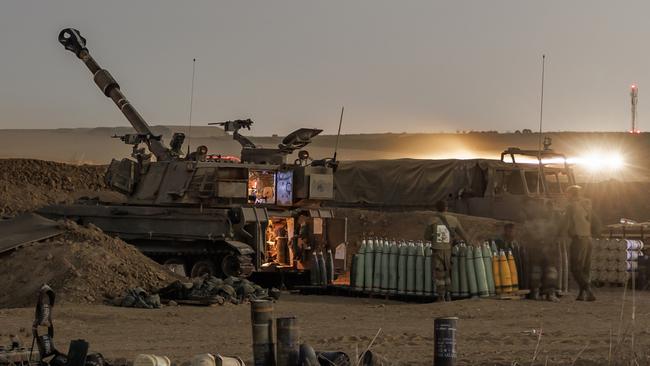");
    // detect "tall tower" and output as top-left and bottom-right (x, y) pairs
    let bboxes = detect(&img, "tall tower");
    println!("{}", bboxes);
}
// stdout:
(631, 84), (639, 133)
